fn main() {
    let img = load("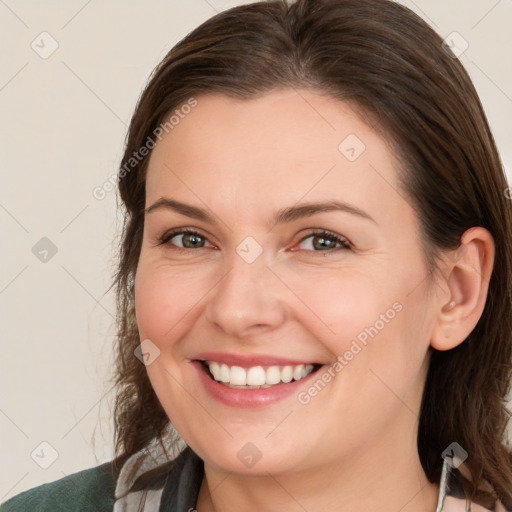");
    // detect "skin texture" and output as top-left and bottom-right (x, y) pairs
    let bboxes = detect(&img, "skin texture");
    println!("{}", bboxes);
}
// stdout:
(134, 88), (494, 512)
